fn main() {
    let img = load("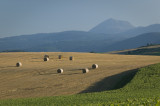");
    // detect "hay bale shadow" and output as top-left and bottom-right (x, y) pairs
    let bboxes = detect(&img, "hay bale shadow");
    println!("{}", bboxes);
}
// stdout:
(61, 73), (80, 75)
(36, 71), (57, 75)
(7, 66), (17, 67)
(31, 58), (39, 59)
